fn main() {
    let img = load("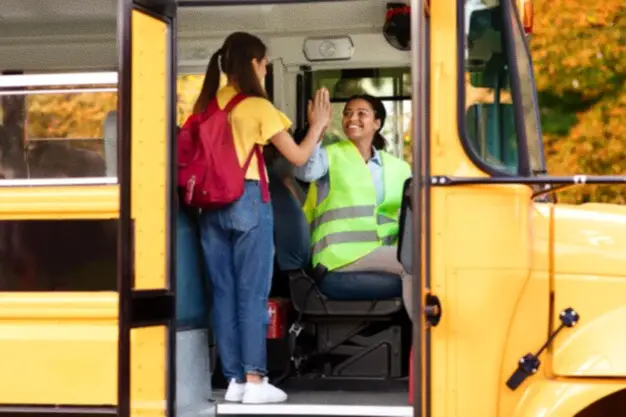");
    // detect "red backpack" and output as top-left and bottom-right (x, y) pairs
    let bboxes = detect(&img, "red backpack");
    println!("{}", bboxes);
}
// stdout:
(177, 93), (269, 209)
